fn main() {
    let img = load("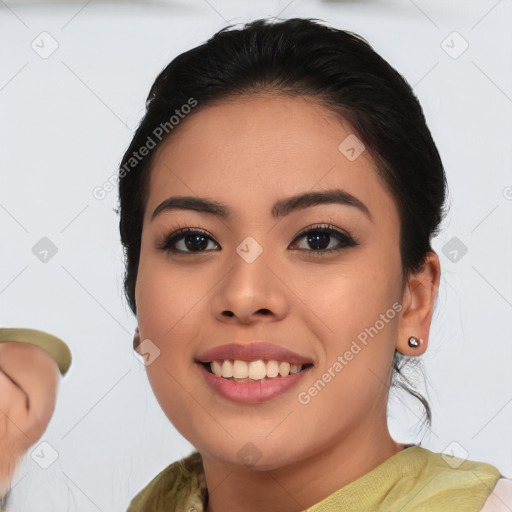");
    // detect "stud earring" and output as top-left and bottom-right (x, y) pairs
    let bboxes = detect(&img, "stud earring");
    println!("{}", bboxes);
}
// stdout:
(408, 336), (422, 348)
